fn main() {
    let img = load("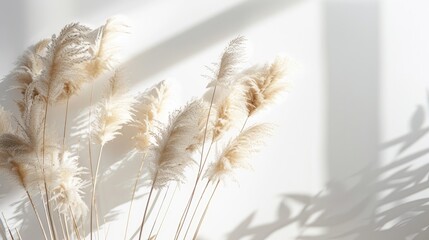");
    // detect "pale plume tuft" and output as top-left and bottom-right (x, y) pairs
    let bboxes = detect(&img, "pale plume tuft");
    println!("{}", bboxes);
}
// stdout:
(133, 80), (170, 152)
(51, 151), (88, 220)
(205, 36), (248, 88)
(147, 100), (206, 188)
(85, 16), (129, 79)
(92, 71), (134, 145)
(0, 106), (13, 134)
(205, 123), (273, 182)
(212, 89), (247, 141)
(3, 39), (50, 112)
(242, 56), (289, 116)
(29, 23), (92, 103)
